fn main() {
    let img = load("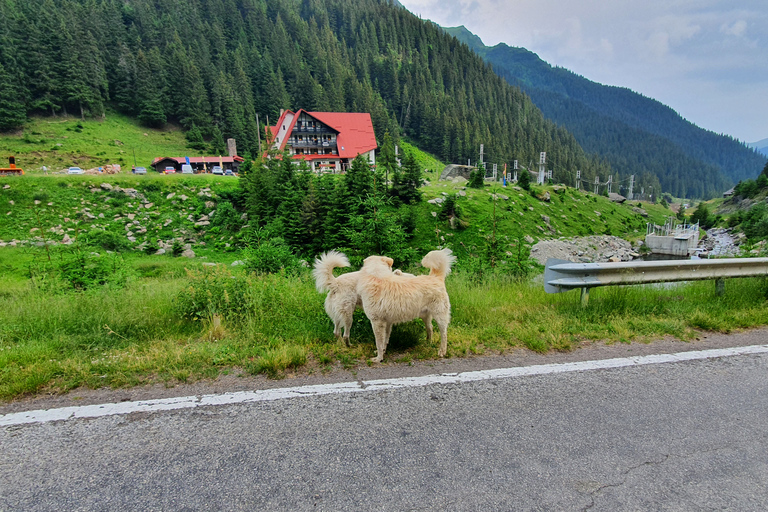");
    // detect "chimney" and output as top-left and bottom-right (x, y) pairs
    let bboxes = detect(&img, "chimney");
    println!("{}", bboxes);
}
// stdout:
(227, 138), (237, 157)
